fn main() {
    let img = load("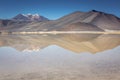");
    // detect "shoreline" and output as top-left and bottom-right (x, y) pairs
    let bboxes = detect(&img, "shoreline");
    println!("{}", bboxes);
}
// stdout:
(0, 31), (120, 35)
